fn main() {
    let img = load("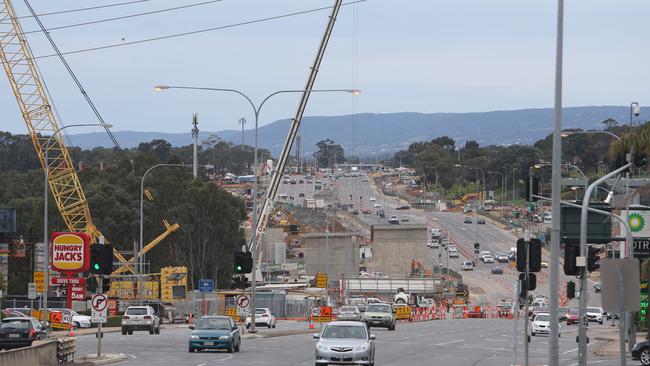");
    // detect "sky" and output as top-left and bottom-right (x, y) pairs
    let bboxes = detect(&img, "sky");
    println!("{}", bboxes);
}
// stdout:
(1, 0), (649, 138)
